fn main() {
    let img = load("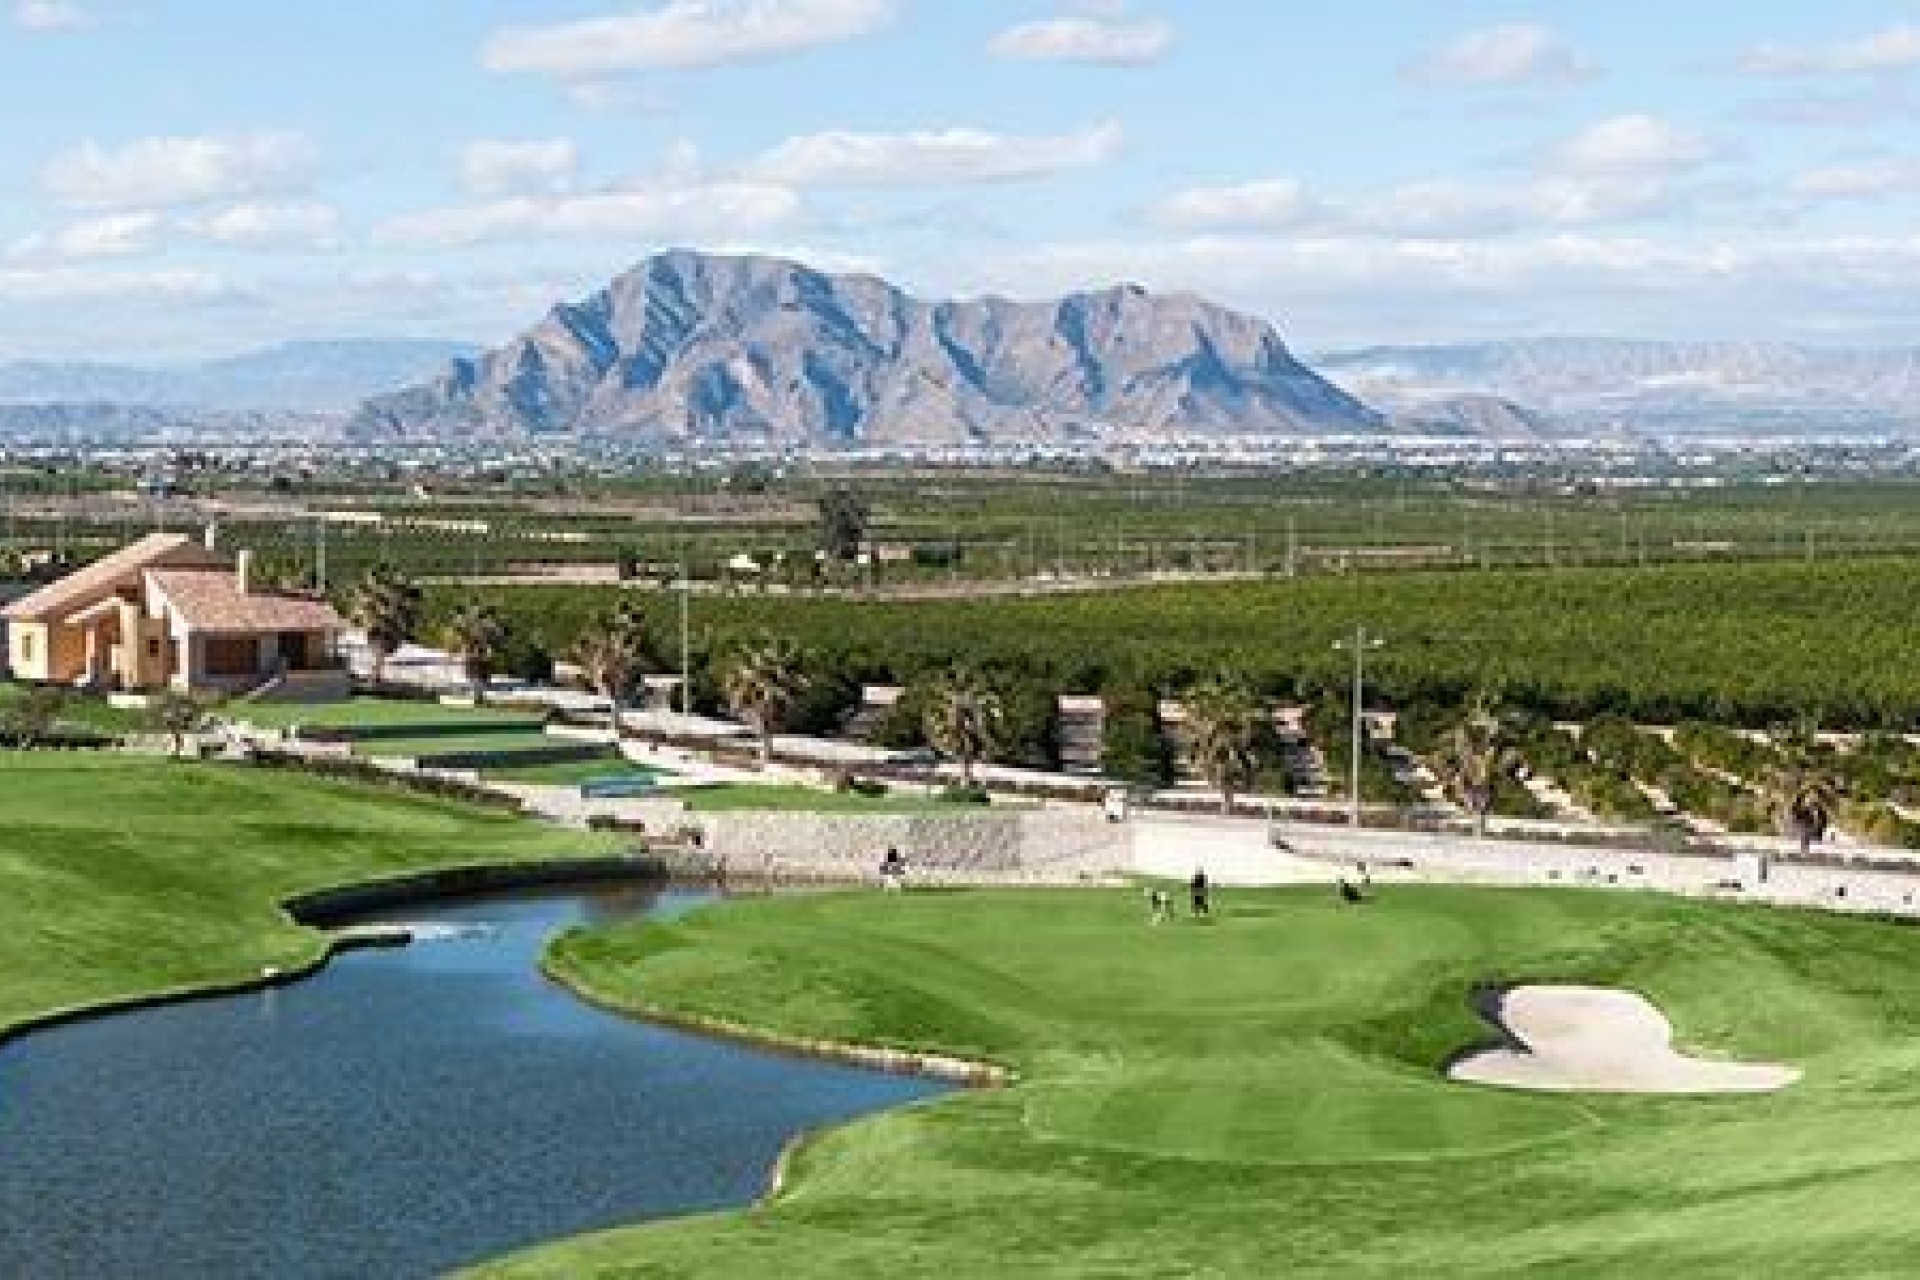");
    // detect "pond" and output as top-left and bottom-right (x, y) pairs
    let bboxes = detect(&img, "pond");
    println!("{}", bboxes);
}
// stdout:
(0, 884), (948, 1279)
